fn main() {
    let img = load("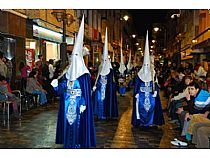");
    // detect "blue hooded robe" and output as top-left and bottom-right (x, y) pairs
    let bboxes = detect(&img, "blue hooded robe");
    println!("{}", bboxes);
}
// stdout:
(93, 69), (118, 119)
(131, 76), (165, 127)
(55, 73), (96, 148)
